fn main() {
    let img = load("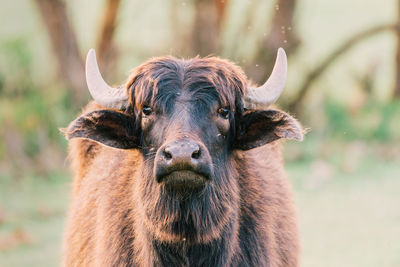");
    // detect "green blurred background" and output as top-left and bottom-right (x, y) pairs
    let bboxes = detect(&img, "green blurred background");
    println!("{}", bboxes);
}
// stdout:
(0, 0), (399, 266)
